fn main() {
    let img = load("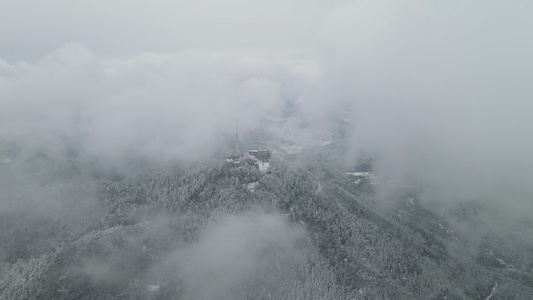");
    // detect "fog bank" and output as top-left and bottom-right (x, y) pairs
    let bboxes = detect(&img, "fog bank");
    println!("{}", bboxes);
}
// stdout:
(2, 1), (533, 214)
